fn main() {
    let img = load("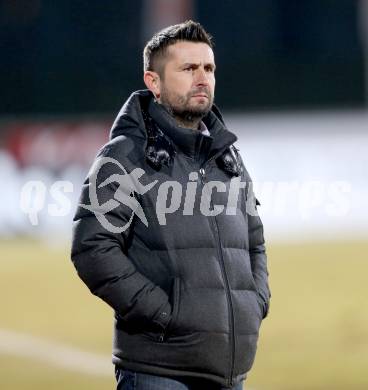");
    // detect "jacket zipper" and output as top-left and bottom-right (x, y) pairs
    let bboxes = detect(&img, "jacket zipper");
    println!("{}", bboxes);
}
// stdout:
(199, 164), (235, 388)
